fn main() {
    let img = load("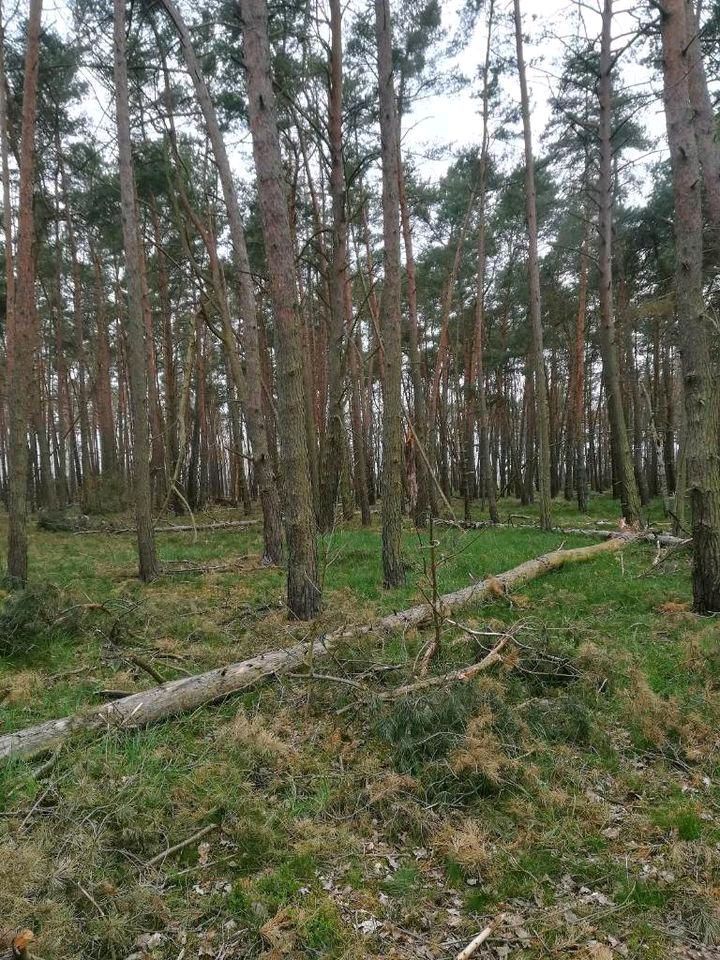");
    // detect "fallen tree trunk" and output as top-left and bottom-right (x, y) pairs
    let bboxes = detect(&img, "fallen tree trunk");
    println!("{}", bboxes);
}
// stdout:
(104, 520), (260, 535)
(446, 518), (687, 548)
(0, 537), (634, 761)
